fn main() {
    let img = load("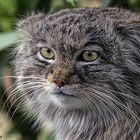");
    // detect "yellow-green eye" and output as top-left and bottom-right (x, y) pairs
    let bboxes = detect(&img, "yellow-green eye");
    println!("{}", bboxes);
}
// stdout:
(40, 48), (54, 59)
(82, 51), (98, 62)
